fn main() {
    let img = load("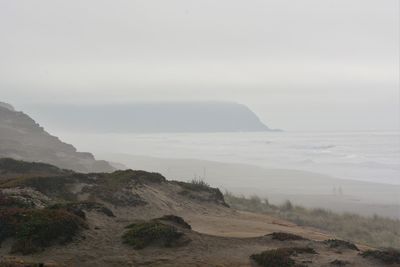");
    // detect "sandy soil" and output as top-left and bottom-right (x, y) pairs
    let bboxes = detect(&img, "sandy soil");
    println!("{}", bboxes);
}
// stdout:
(0, 169), (391, 267)
(0, 188), (382, 267)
